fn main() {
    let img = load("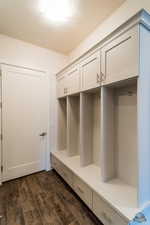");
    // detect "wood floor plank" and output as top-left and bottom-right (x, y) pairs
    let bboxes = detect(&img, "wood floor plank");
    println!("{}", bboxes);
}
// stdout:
(0, 171), (102, 225)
